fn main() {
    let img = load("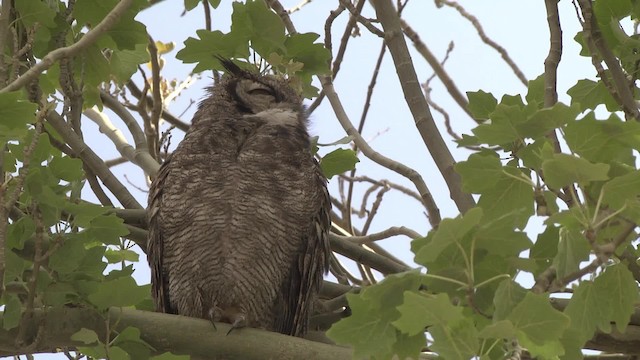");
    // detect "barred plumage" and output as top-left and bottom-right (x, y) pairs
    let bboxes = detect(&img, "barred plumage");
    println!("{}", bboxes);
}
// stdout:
(147, 60), (331, 337)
